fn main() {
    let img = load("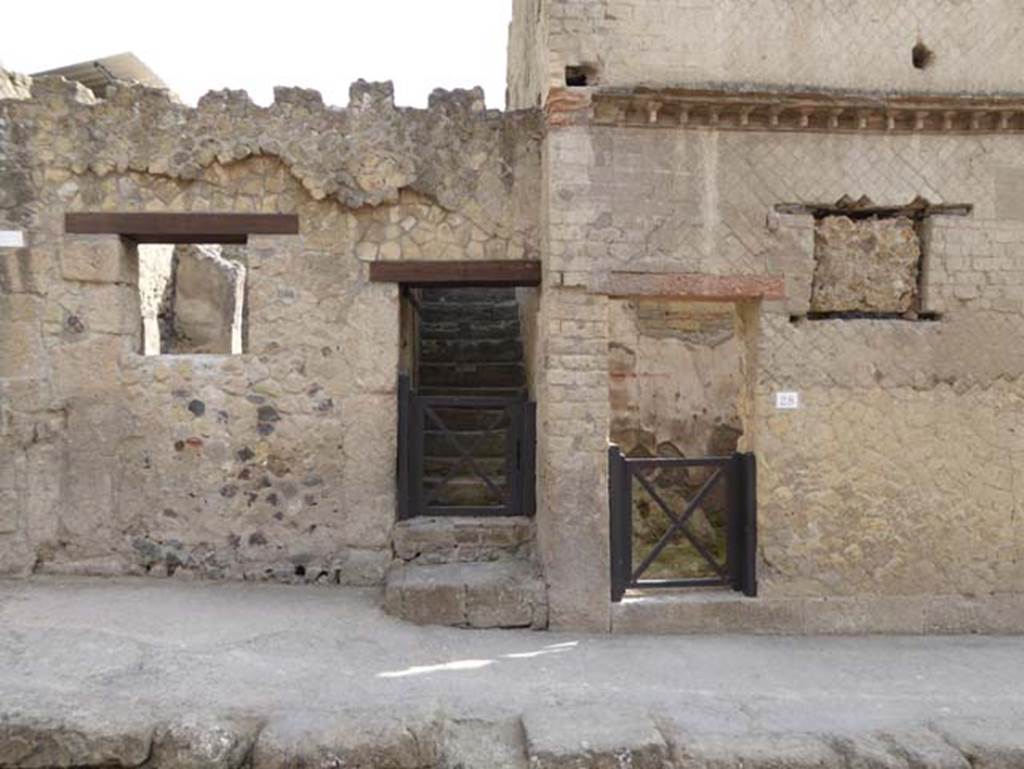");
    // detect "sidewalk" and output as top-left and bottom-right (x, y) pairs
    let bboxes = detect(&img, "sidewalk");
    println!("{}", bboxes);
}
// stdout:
(1, 577), (1021, 768)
